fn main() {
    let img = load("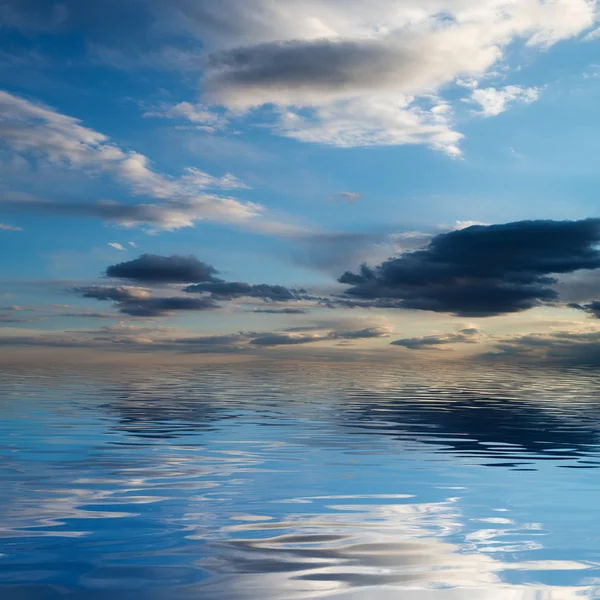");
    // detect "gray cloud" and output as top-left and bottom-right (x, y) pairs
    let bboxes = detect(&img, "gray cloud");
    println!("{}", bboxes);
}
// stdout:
(250, 326), (391, 346)
(339, 219), (600, 317)
(204, 38), (422, 104)
(0, 195), (255, 231)
(106, 253), (220, 284)
(250, 308), (308, 314)
(249, 333), (323, 346)
(72, 285), (151, 302)
(184, 281), (299, 301)
(116, 296), (218, 317)
(391, 327), (481, 350)
(569, 301), (600, 319)
(71, 284), (219, 317)
(487, 328), (600, 365)
(0, 313), (41, 323)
